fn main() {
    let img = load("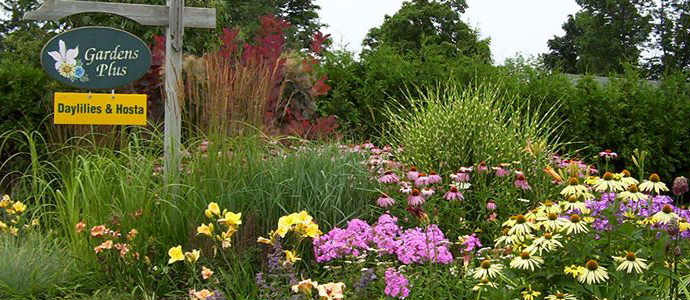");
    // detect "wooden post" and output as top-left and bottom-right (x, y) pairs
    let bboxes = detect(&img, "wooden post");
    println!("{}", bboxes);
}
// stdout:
(164, 0), (184, 180)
